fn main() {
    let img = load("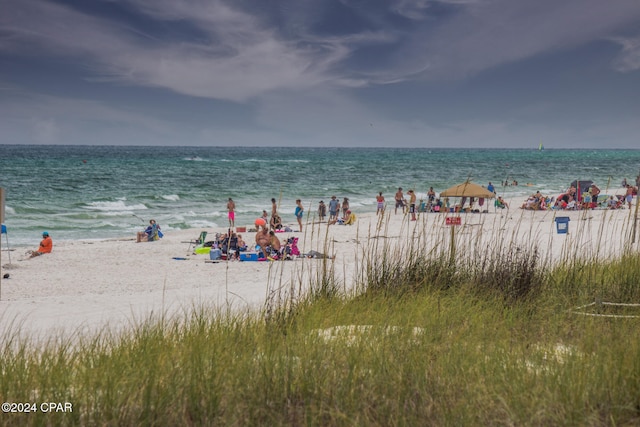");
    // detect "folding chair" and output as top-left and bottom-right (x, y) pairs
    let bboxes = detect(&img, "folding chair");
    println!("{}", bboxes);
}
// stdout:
(184, 231), (207, 252)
